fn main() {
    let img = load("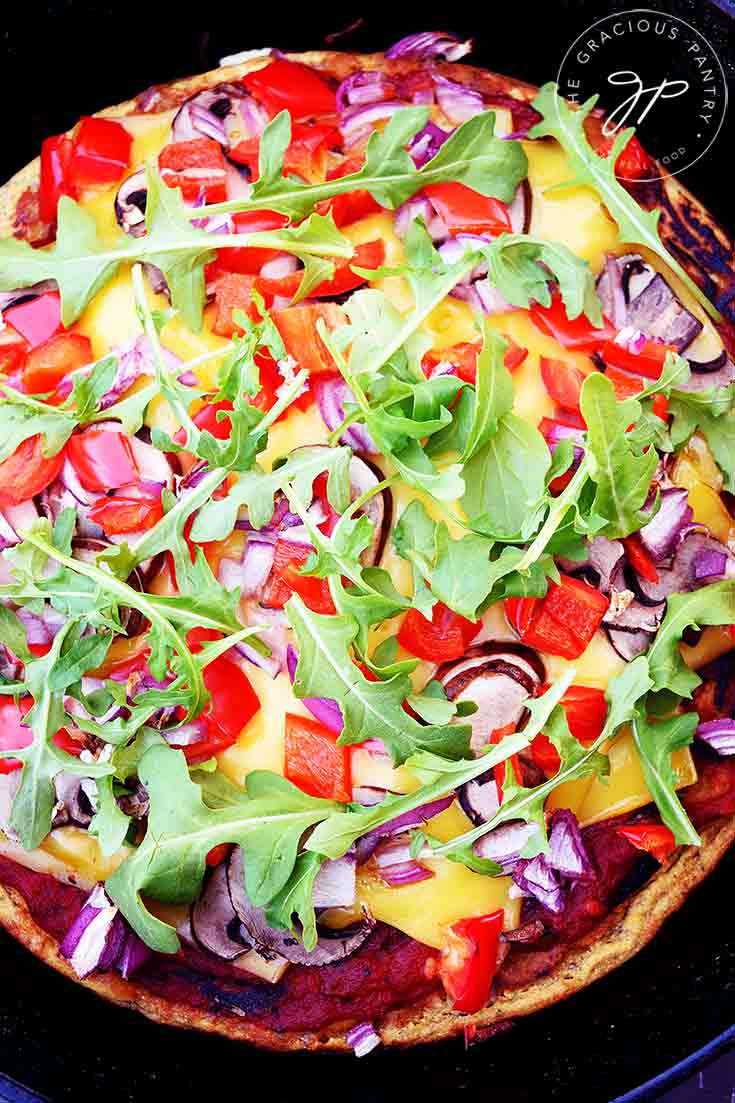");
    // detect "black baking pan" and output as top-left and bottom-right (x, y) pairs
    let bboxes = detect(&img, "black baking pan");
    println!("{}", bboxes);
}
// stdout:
(0, 3), (734, 1099)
